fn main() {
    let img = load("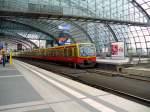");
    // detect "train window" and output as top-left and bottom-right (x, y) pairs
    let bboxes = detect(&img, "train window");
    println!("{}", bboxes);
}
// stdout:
(62, 49), (65, 57)
(68, 48), (70, 57)
(56, 50), (58, 57)
(52, 50), (54, 56)
(42, 50), (45, 56)
(45, 49), (48, 56)
(53, 50), (55, 57)
(61, 49), (64, 57)
(64, 48), (68, 57)
(49, 50), (52, 56)
(49, 50), (51, 56)
(60, 49), (62, 57)
(41, 50), (44, 56)
(72, 48), (74, 57)
(56, 50), (58, 56)
(74, 48), (77, 57)
(55, 50), (57, 56)
(58, 49), (60, 57)
(39, 50), (41, 56)
(44, 50), (46, 56)
(68, 48), (72, 57)
(54, 50), (56, 57)
(59, 49), (61, 57)
(52, 50), (54, 57)
(50, 50), (52, 56)
(51, 50), (53, 56)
